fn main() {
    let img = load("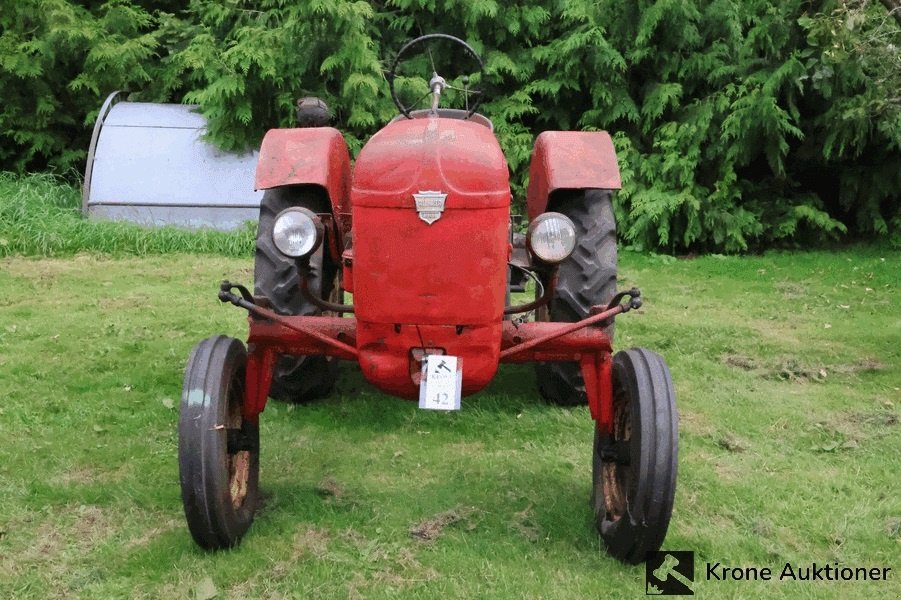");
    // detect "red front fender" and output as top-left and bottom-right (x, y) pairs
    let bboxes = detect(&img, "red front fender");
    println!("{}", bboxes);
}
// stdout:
(525, 131), (622, 221)
(255, 127), (352, 235)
